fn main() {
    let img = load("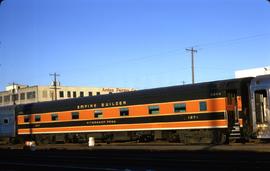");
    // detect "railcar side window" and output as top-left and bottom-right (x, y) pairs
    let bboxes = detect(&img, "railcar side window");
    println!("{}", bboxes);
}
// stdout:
(149, 105), (160, 114)
(51, 113), (58, 121)
(94, 110), (103, 118)
(72, 112), (79, 119)
(35, 115), (41, 122)
(199, 101), (207, 111)
(174, 103), (186, 113)
(24, 116), (30, 123)
(120, 108), (129, 116)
